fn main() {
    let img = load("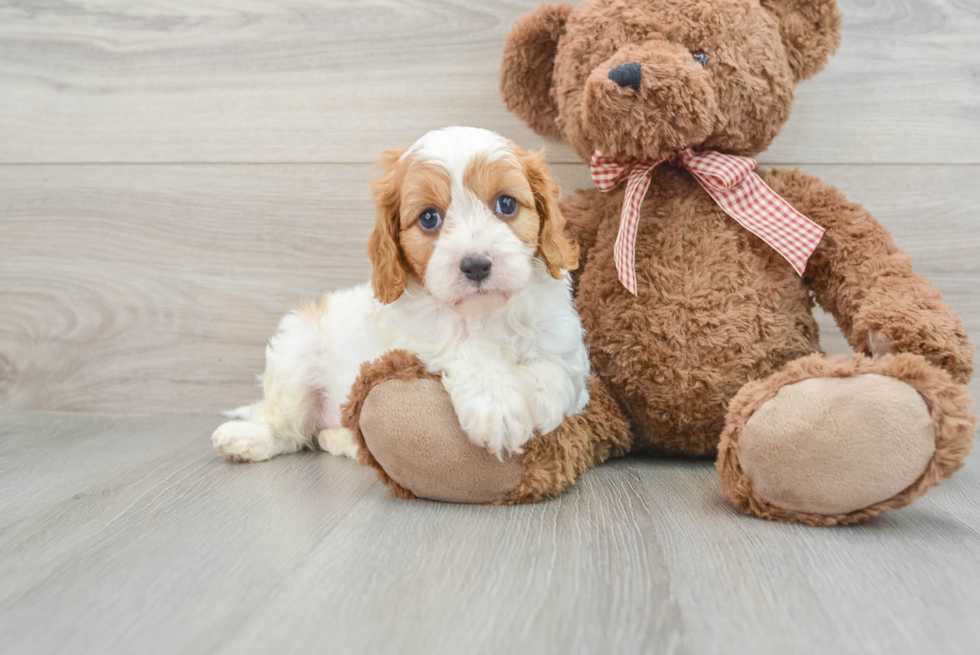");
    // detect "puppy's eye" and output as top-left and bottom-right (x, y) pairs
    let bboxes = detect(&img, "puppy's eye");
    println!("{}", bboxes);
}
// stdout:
(494, 195), (518, 217)
(692, 51), (709, 67)
(418, 209), (443, 231)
